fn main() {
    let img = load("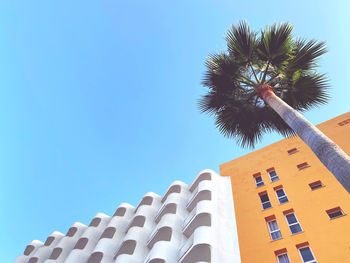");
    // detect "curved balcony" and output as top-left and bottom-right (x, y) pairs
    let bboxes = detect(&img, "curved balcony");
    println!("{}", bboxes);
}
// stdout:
(113, 240), (137, 260)
(147, 226), (172, 249)
(112, 203), (135, 219)
(13, 240), (44, 263)
(186, 190), (212, 212)
(125, 215), (146, 234)
(143, 239), (179, 263)
(183, 213), (211, 238)
(161, 181), (188, 203)
(135, 193), (161, 214)
(154, 203), (177, 224)
(26, 232), (64, 263)
(178, 243), (211, 263)
(189, 171), (212, 193)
